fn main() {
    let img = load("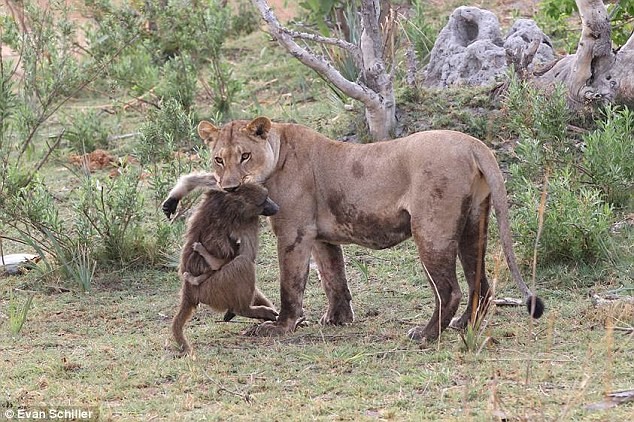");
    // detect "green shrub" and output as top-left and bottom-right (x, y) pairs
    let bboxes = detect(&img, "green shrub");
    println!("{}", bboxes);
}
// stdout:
(87, 0), (238, 115)
(230, 0), (260, 36)
(504, 74), (616, 265)
(62, 109), (110, 153)
(403, 0), (439, 65)
(505, 75), (570, 147)
(155, 54), (198, 112)
(582, 105), (634, 209)
(510, 168), (614, 264)
(537, 0), (634, 52)
(137, 99), (197, 165)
